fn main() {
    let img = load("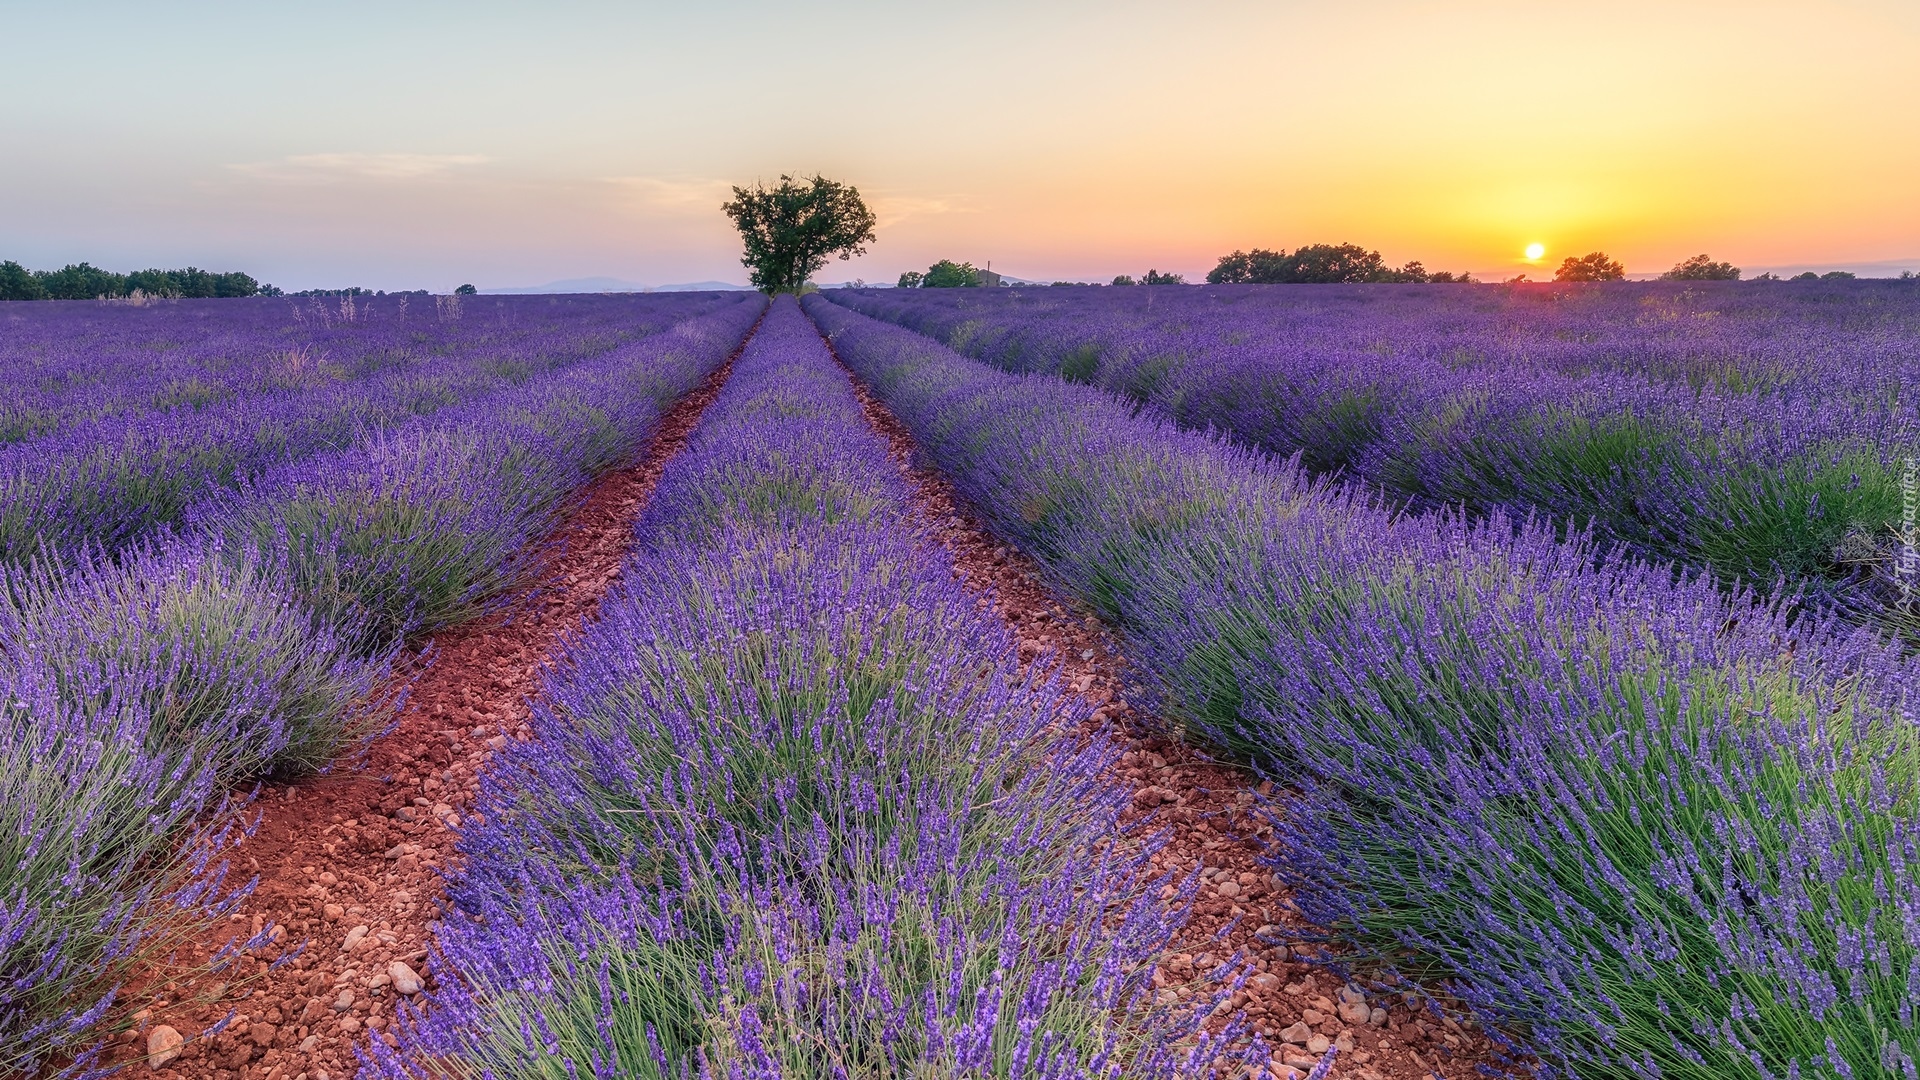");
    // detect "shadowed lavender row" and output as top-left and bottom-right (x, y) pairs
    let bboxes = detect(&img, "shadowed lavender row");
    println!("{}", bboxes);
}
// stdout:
(806, 294), (1920, 1080)
(369, 298), (1267, 1079)
(0, 295), (764, 1077)
(0, 292), (733, 564)
(824, 281), (1920, 632)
